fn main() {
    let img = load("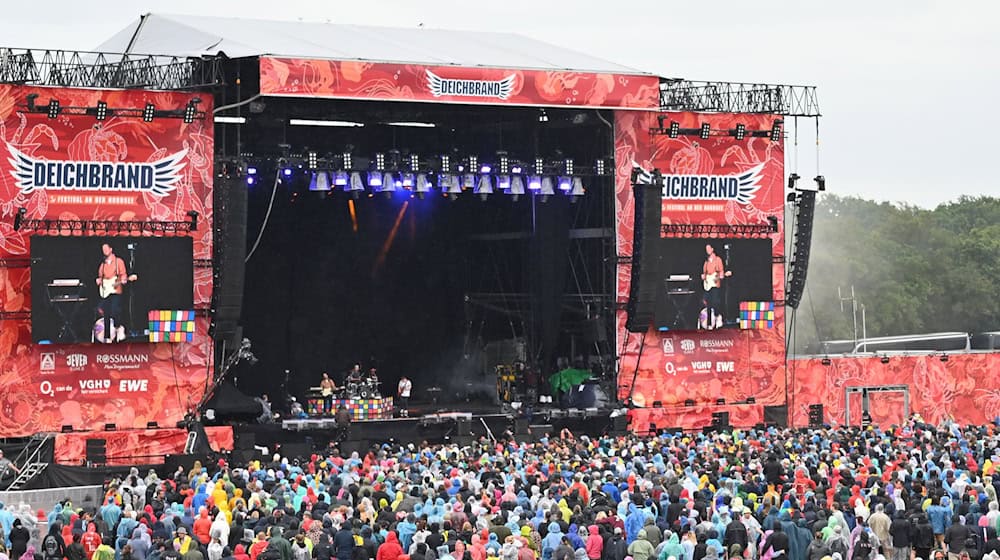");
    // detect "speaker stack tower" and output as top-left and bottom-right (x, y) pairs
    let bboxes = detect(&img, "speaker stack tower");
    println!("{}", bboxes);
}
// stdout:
(625, 174), (663, 333)
(211, 160), (248, 351)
